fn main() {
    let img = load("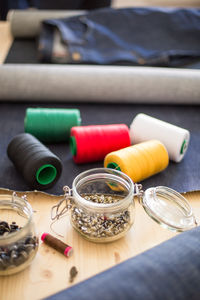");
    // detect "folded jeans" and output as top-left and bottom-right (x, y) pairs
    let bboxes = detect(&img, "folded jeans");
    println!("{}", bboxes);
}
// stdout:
(38, 7), (200, 67)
